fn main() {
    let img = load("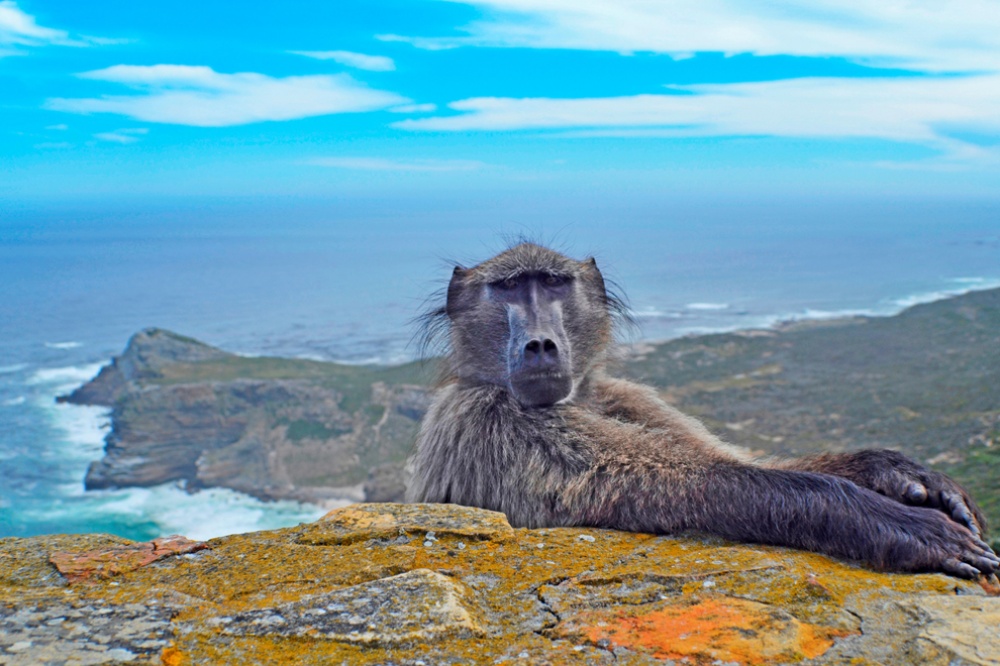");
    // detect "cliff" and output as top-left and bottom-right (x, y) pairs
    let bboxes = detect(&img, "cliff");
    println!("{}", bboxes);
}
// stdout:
(2, 503), (998, 665)
(62, 288), (1000, 546)
(60, 329), (433, 504)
